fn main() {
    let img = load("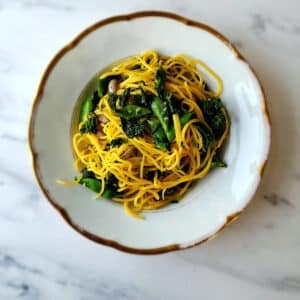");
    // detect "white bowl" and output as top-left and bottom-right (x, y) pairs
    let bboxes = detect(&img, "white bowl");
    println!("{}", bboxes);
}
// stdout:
(29, 11), (271, 254)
